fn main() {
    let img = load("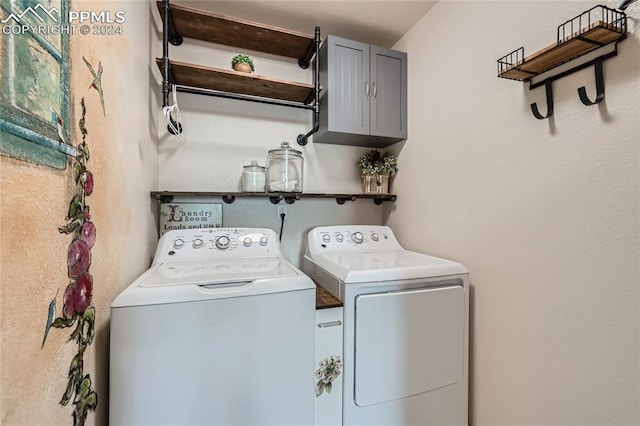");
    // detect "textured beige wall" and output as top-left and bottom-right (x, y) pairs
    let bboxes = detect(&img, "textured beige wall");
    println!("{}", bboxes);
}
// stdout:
(1, 1), (158, 425)
(389, 1), (639, 425)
